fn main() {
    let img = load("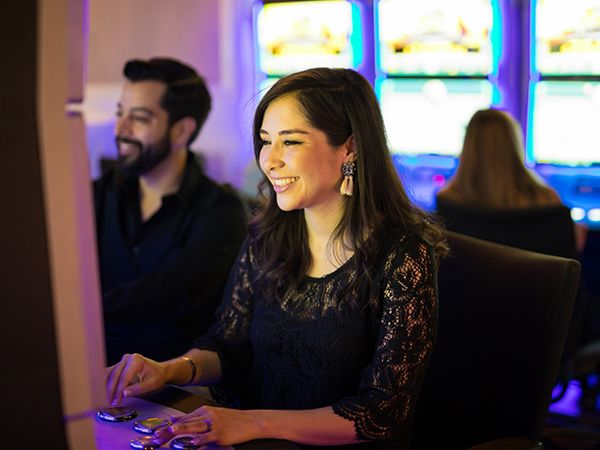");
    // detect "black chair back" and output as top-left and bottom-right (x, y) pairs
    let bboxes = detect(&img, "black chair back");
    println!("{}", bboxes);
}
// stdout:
(412, 231), (580, 449)
(436, 198), (577, 259)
